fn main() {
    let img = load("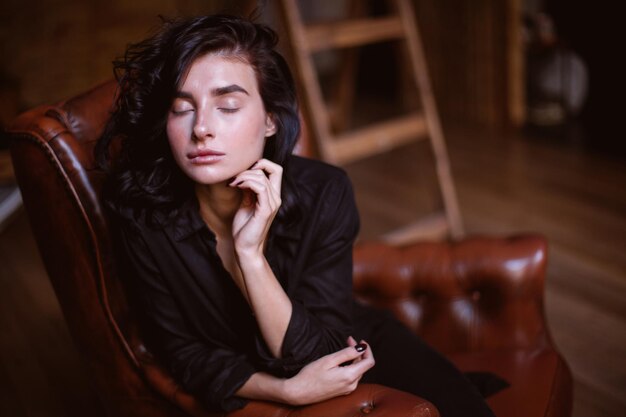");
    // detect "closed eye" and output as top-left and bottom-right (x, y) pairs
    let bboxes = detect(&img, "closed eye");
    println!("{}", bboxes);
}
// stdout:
(219, 107), (240, 114)
(171, 108), (194, 115)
